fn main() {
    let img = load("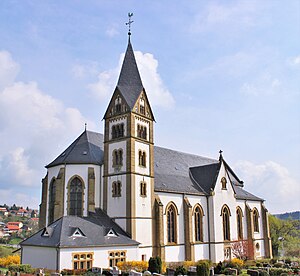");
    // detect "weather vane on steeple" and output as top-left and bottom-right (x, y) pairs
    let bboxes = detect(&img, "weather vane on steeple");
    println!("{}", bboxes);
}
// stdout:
(126, 13), (134, 36)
